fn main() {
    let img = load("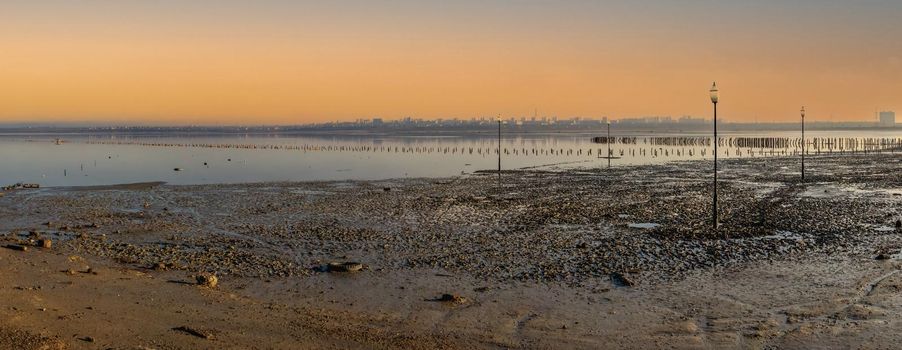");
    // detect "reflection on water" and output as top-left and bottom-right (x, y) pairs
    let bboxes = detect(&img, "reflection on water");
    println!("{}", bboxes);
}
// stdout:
(0, 131), (899, 187)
